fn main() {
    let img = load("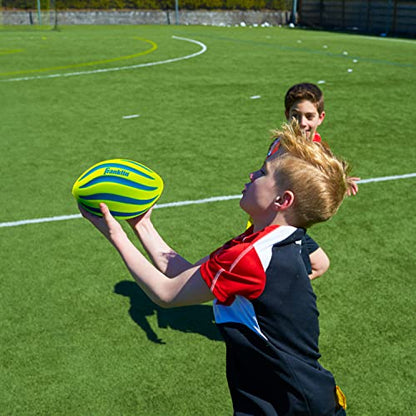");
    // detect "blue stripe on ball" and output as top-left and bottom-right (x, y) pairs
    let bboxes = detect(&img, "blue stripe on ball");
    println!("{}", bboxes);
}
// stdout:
(78, 162), (155, 182)
(79, 193), (158, 205)
(79, 201), (148, 217)
(121, 159), (154, 173)
(79, 176), (158, 191)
